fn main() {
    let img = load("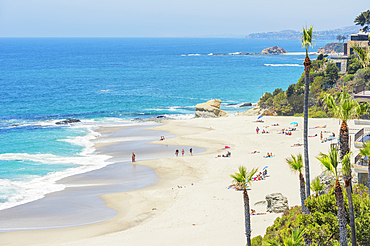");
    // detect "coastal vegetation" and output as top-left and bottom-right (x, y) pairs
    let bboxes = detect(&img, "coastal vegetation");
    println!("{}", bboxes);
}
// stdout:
(253, 184), (370, 245)
(250, 10), (370, 246)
